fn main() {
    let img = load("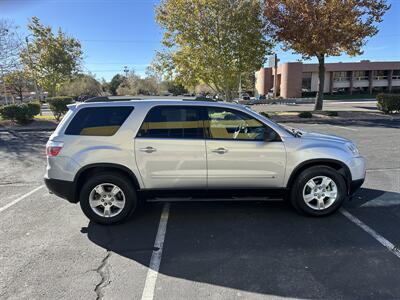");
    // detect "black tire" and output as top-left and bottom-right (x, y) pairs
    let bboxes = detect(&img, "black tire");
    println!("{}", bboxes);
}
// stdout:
(79, 172), (137, 224)
(290, 166), (347, 216)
